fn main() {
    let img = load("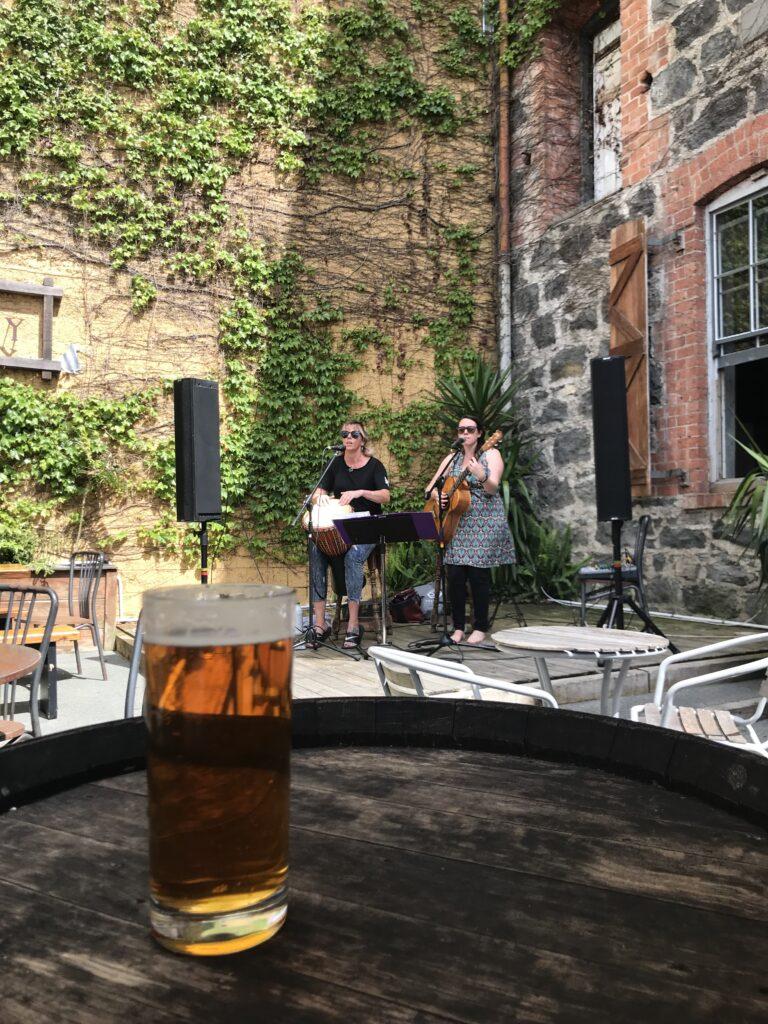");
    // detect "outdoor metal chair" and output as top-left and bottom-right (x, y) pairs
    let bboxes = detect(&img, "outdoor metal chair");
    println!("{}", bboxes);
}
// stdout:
(368, 646), (558, 707)
(0, 584), (58, 738)
(64, 550), (108, 681)
(631, 632), (768, 758)
(124, 611), (144, 719)
(578, 514), (651, 625)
